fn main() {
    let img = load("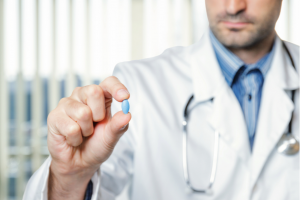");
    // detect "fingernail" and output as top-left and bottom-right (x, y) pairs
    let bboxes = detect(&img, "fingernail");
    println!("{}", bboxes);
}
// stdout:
(120, 124), (128, 131)
(117, 89), (129, 98)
